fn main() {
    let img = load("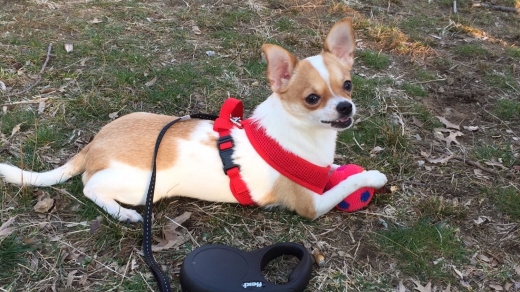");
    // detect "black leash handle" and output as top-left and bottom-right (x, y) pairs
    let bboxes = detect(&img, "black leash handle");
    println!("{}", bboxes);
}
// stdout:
(143, 114), (217, 292)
